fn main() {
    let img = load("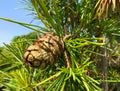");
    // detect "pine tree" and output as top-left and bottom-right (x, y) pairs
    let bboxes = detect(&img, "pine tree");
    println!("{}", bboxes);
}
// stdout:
(0, 0), (120, 91)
